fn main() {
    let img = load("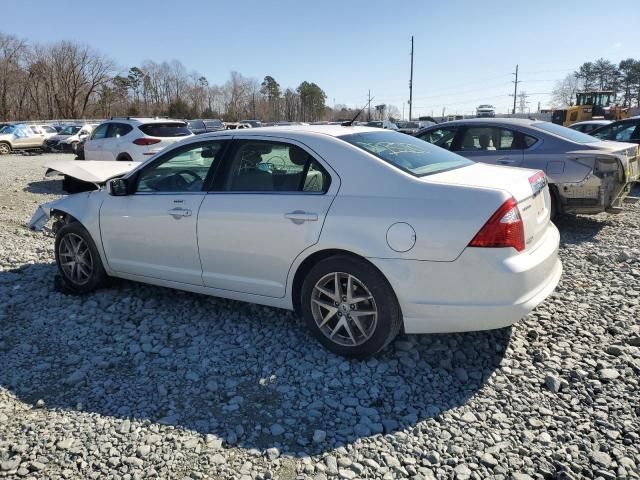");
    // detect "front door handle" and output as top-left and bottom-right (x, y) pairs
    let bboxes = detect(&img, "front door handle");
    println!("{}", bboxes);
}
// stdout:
(168, 207), (192, 219)
(284, 210), (318, 224)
